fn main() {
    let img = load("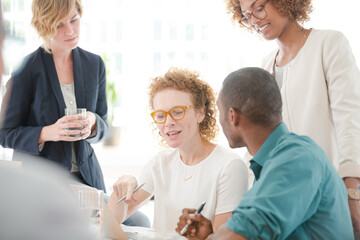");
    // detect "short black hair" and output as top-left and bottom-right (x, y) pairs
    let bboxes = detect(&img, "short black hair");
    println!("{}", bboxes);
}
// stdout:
(220, 67), (282, 127)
